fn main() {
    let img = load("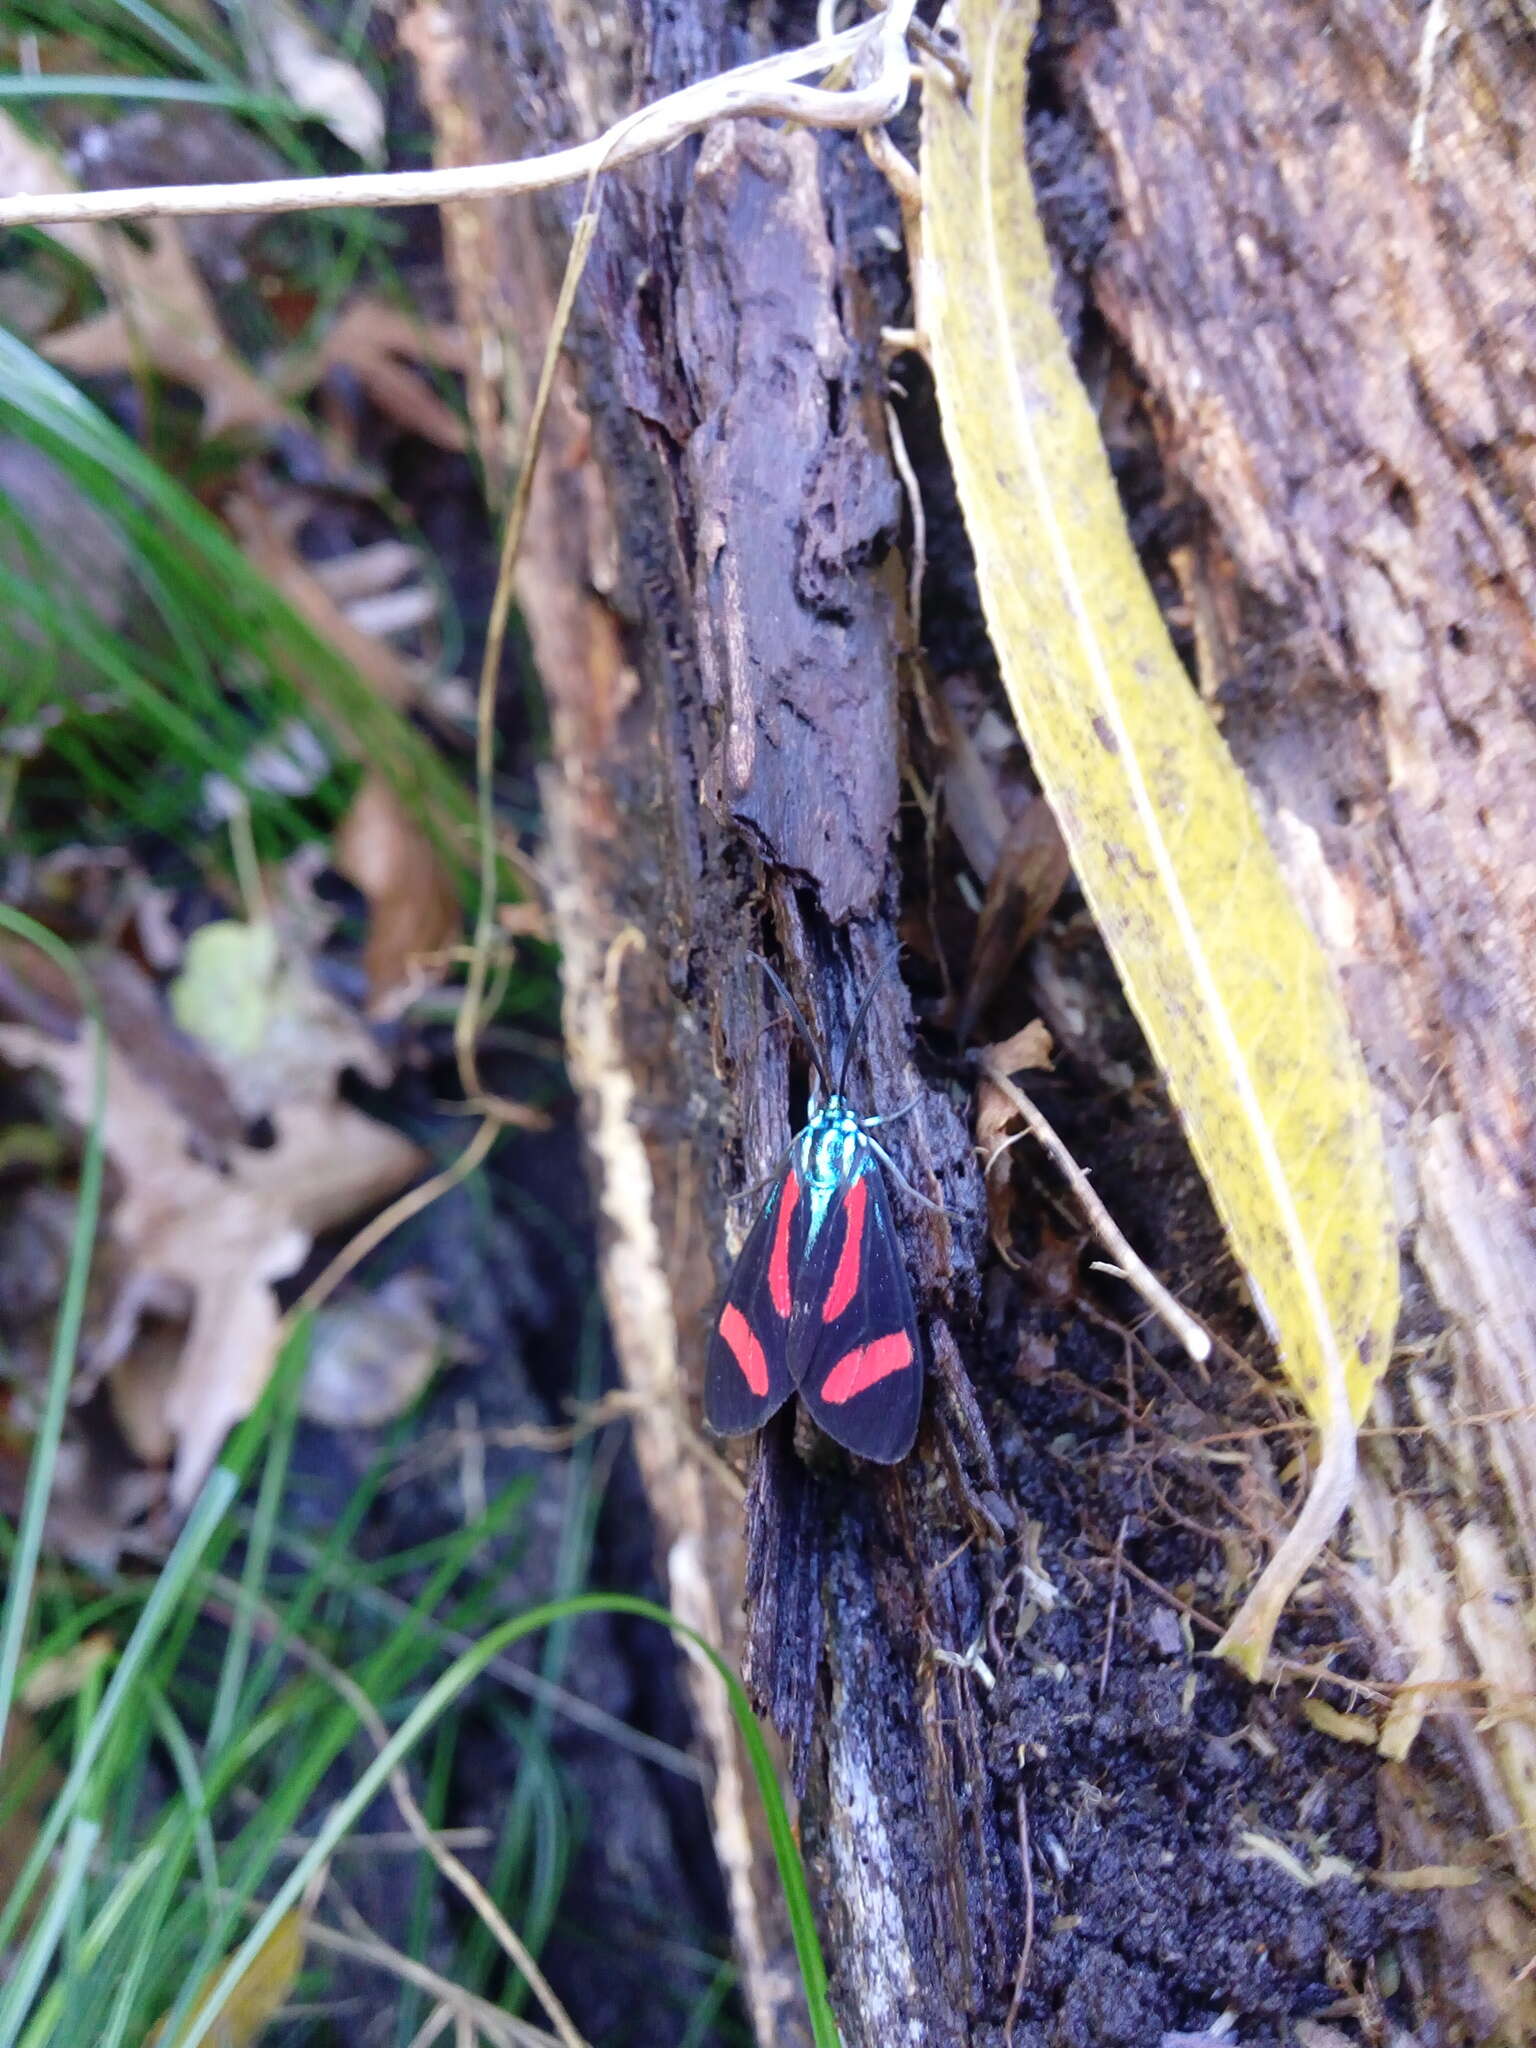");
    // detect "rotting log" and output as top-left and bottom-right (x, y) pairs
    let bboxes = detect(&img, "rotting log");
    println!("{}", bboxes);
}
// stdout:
(407, 0), (1536, 2041)
(1060, 5), (1536, 2036)
(404, 9), (988, 2036)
